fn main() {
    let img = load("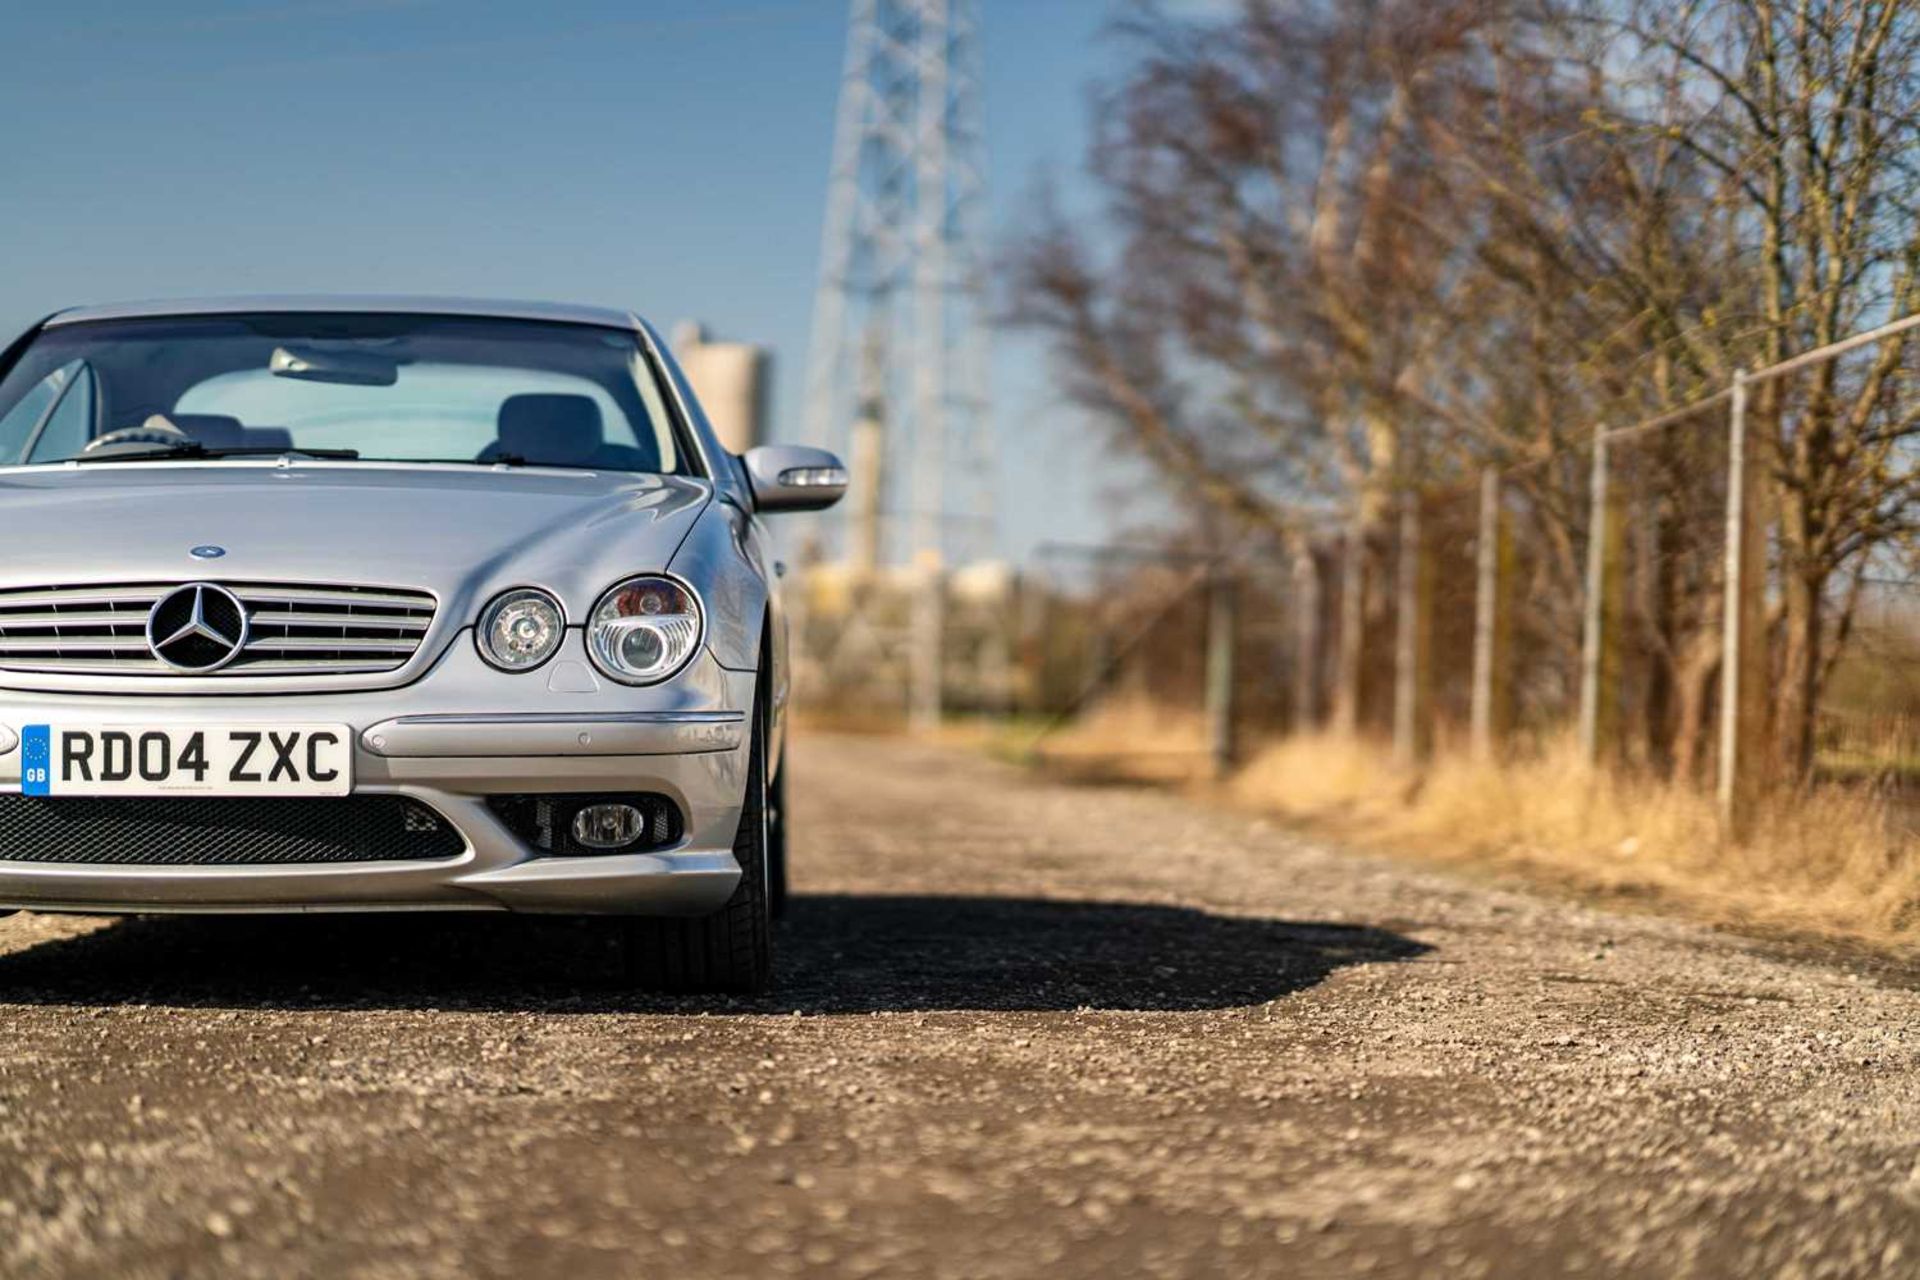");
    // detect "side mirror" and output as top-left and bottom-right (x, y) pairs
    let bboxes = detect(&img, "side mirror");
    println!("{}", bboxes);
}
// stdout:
(742, 444), (848, 513)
